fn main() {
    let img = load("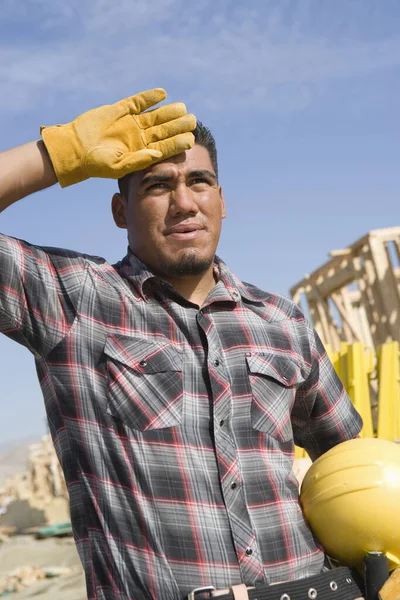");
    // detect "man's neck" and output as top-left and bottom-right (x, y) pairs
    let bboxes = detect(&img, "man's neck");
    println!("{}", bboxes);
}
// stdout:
(163, 267), (217, 307)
